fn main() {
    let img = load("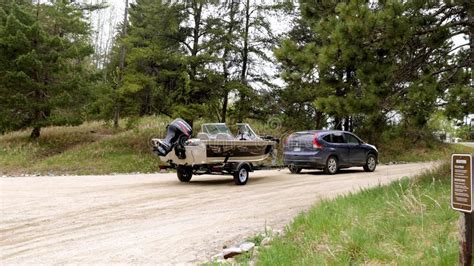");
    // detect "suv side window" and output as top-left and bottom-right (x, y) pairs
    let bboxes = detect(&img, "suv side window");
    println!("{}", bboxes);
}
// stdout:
(322, 134), (331, 142)
(345, 133), (360, 144)
(331, 133), (345, 144)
